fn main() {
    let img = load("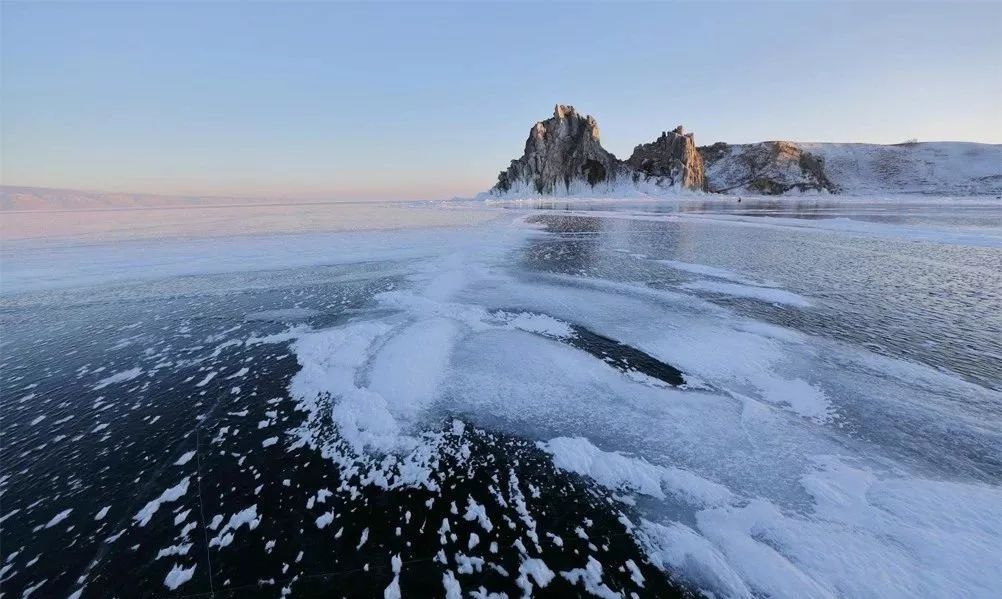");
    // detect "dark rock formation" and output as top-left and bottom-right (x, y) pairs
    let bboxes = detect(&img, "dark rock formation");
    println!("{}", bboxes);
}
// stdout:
(700, 141), (838, 195)
(626, 126), (706, 191)
(493, 105), (625, 195)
